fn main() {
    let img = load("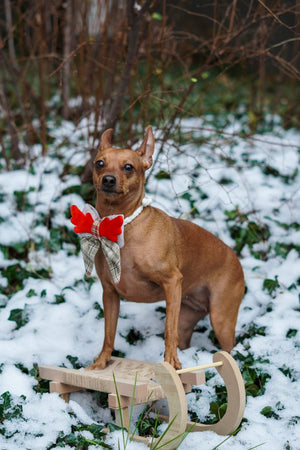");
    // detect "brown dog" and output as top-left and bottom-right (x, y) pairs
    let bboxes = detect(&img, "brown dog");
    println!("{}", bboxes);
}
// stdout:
(89, 125), (244, 370)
